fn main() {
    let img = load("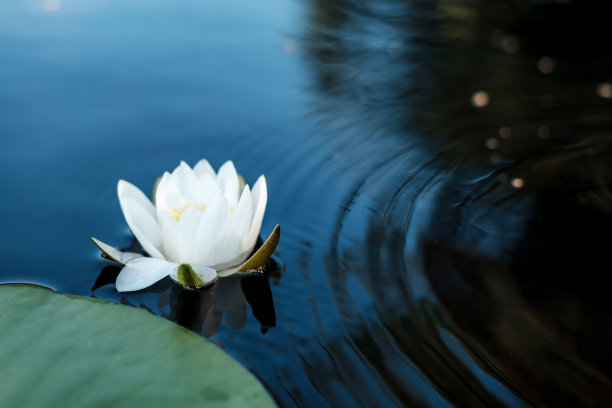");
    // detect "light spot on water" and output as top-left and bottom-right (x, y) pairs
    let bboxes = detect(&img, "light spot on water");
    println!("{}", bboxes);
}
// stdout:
(42, 0), (61, 12)
(537, 56), (555, 74)
(537, 126), (550, 139)
(501, 35), (520, 54)
(472, 91), (490, 107)
(511, 178), (524, 188)
(498, 127), (512, 139)
(485, 138), (499, 150)
(282, 39), (299, 55)
(596, 83), (612, 98)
